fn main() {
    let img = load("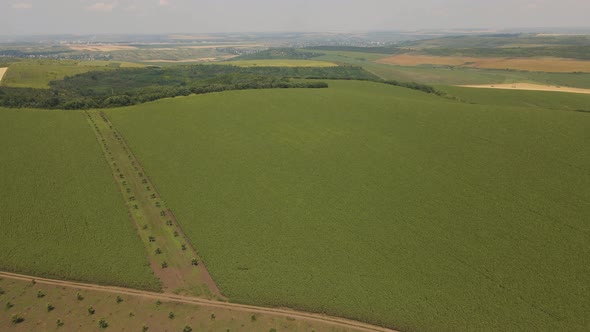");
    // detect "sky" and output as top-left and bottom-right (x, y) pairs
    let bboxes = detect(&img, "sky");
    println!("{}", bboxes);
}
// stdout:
(1, 0), (590, 35)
